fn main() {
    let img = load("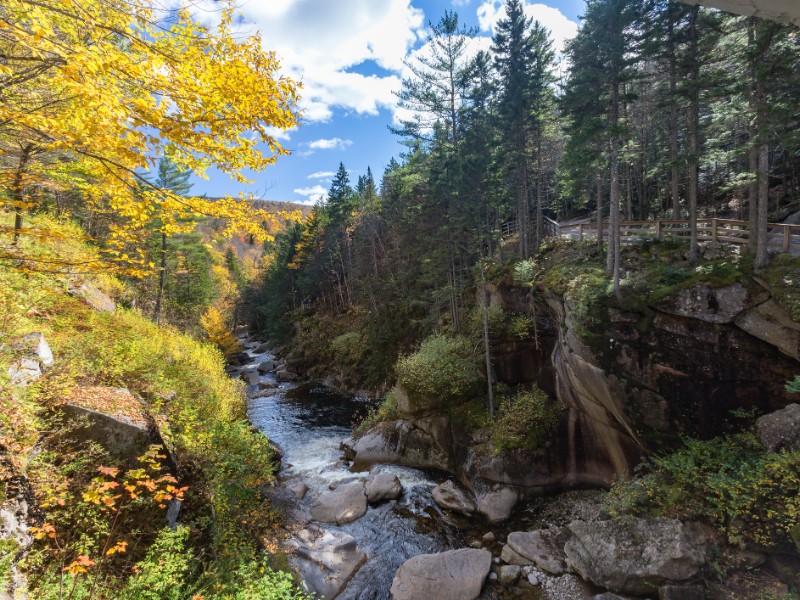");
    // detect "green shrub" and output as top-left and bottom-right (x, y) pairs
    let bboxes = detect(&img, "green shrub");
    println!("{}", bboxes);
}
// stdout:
(329, 331), (366, 366)
(605, 433), (800, 549)
(491, 387), (560, 454)
(354, 393), (399, 437)
(395, 334), (480, 402)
